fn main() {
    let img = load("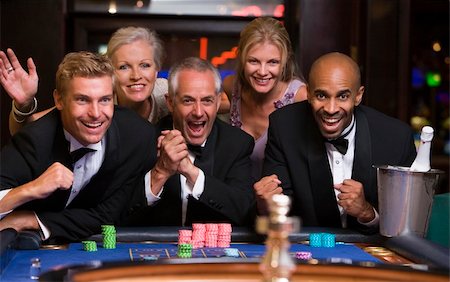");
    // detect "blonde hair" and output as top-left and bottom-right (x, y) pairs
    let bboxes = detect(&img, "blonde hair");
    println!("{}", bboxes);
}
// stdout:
(55, 51), (114, 96)
(107, 26), (164, 70)
(236, 17), (300, 86)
